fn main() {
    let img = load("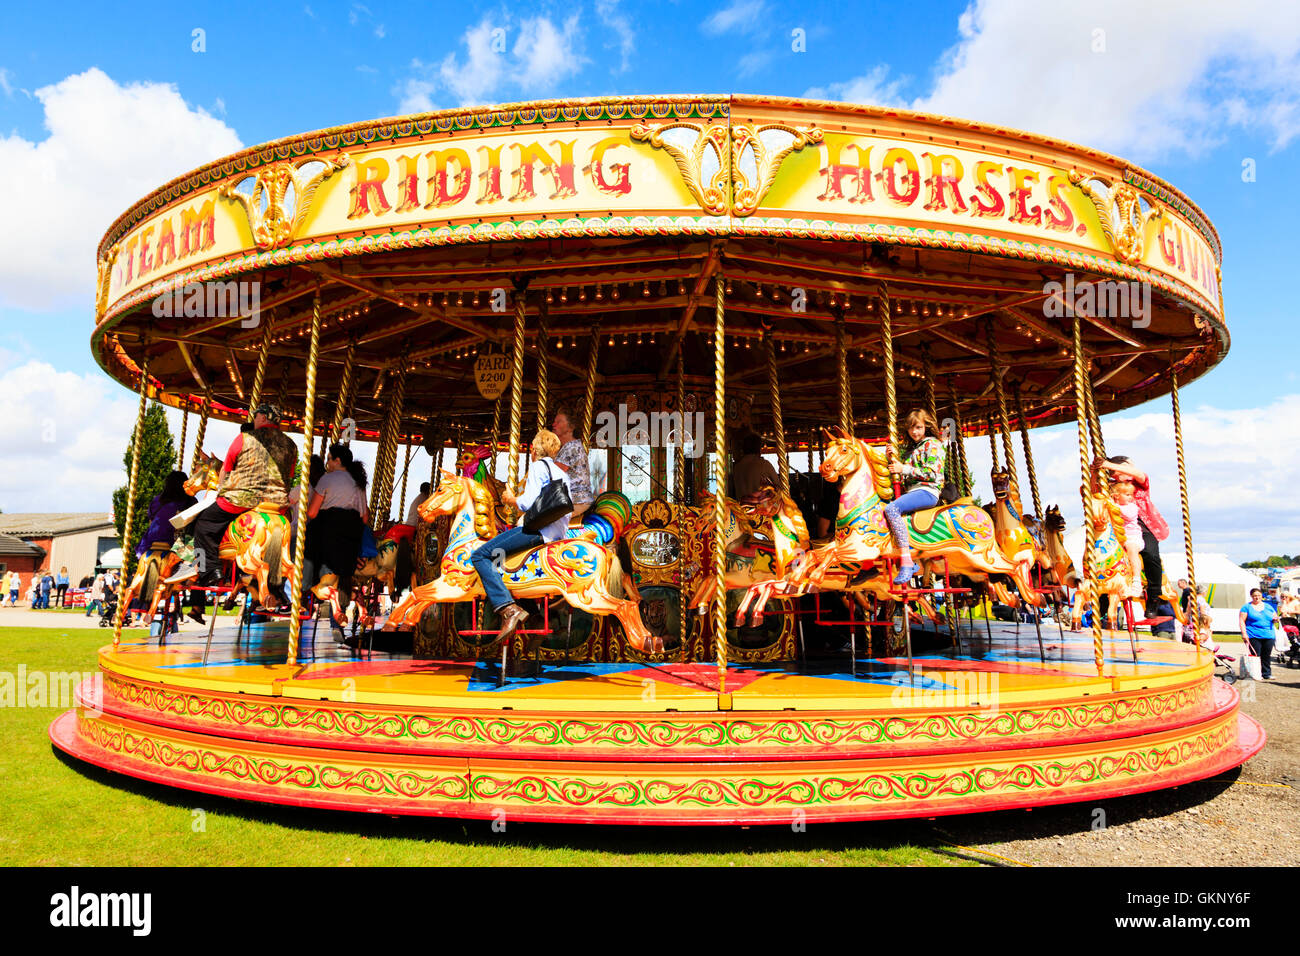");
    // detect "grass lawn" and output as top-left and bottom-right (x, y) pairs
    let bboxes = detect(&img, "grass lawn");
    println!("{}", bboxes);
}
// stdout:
(0, 626), (964, 867)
